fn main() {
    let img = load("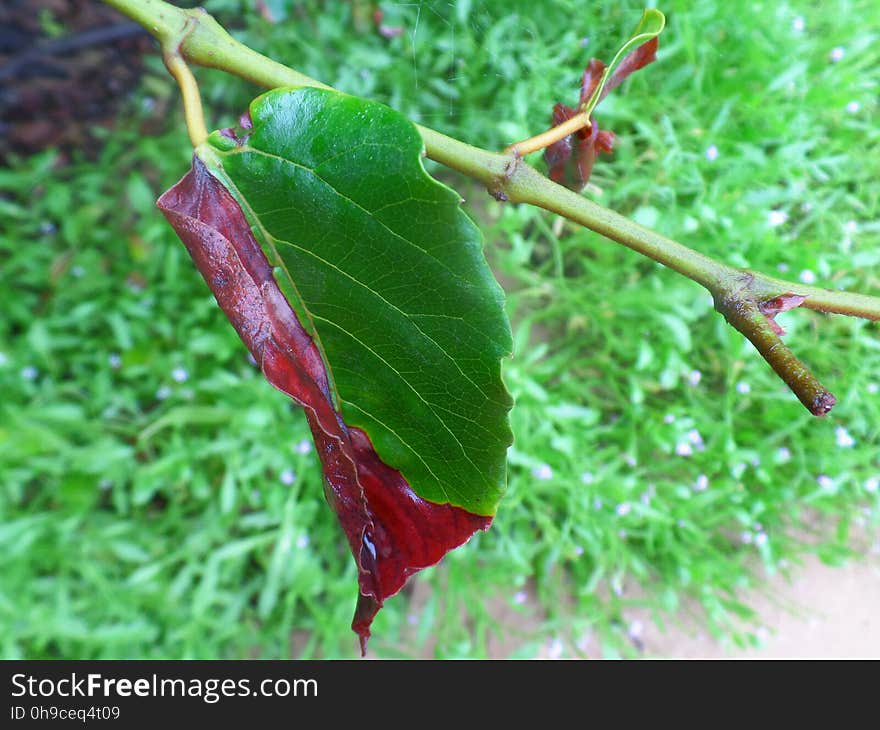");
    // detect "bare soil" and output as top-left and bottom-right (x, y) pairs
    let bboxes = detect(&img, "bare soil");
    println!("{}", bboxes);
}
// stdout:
(0, 0), (154, 159)
(641, 552), (880, 659)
